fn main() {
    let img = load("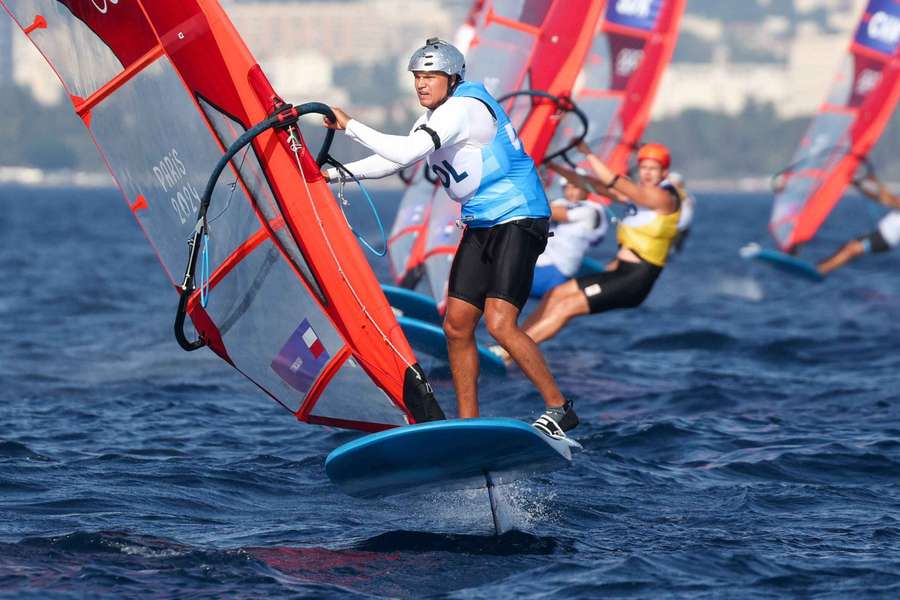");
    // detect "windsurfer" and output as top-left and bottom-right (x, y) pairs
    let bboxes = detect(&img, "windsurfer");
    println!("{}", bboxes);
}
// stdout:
(518, 141), (680, 346)
(528, 167), (608, 299)
(817, 174), (900, 275)
(321, 38), (577, 438)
